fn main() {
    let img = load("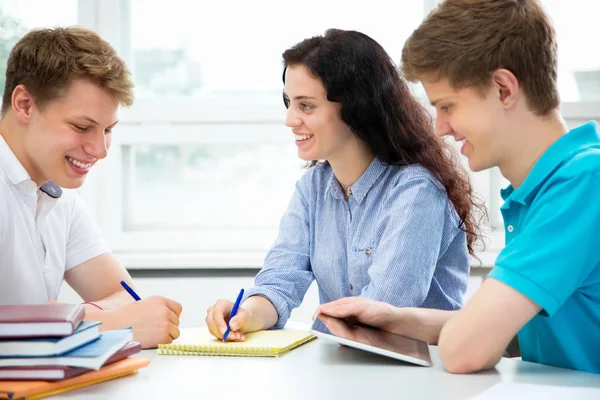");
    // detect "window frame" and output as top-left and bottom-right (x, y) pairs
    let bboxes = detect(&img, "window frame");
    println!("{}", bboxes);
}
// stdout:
(77, 0), (600, 269)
